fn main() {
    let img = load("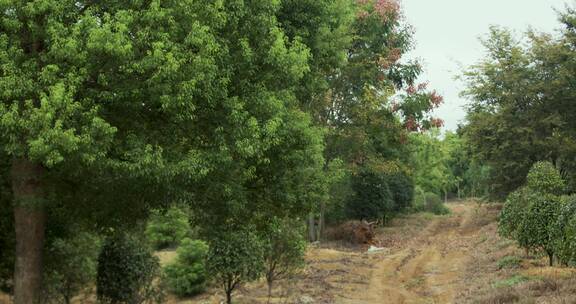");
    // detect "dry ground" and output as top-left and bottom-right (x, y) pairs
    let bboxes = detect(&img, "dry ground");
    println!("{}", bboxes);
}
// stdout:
(169, 201), (576, 304)
(2, 200), (576, 304)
